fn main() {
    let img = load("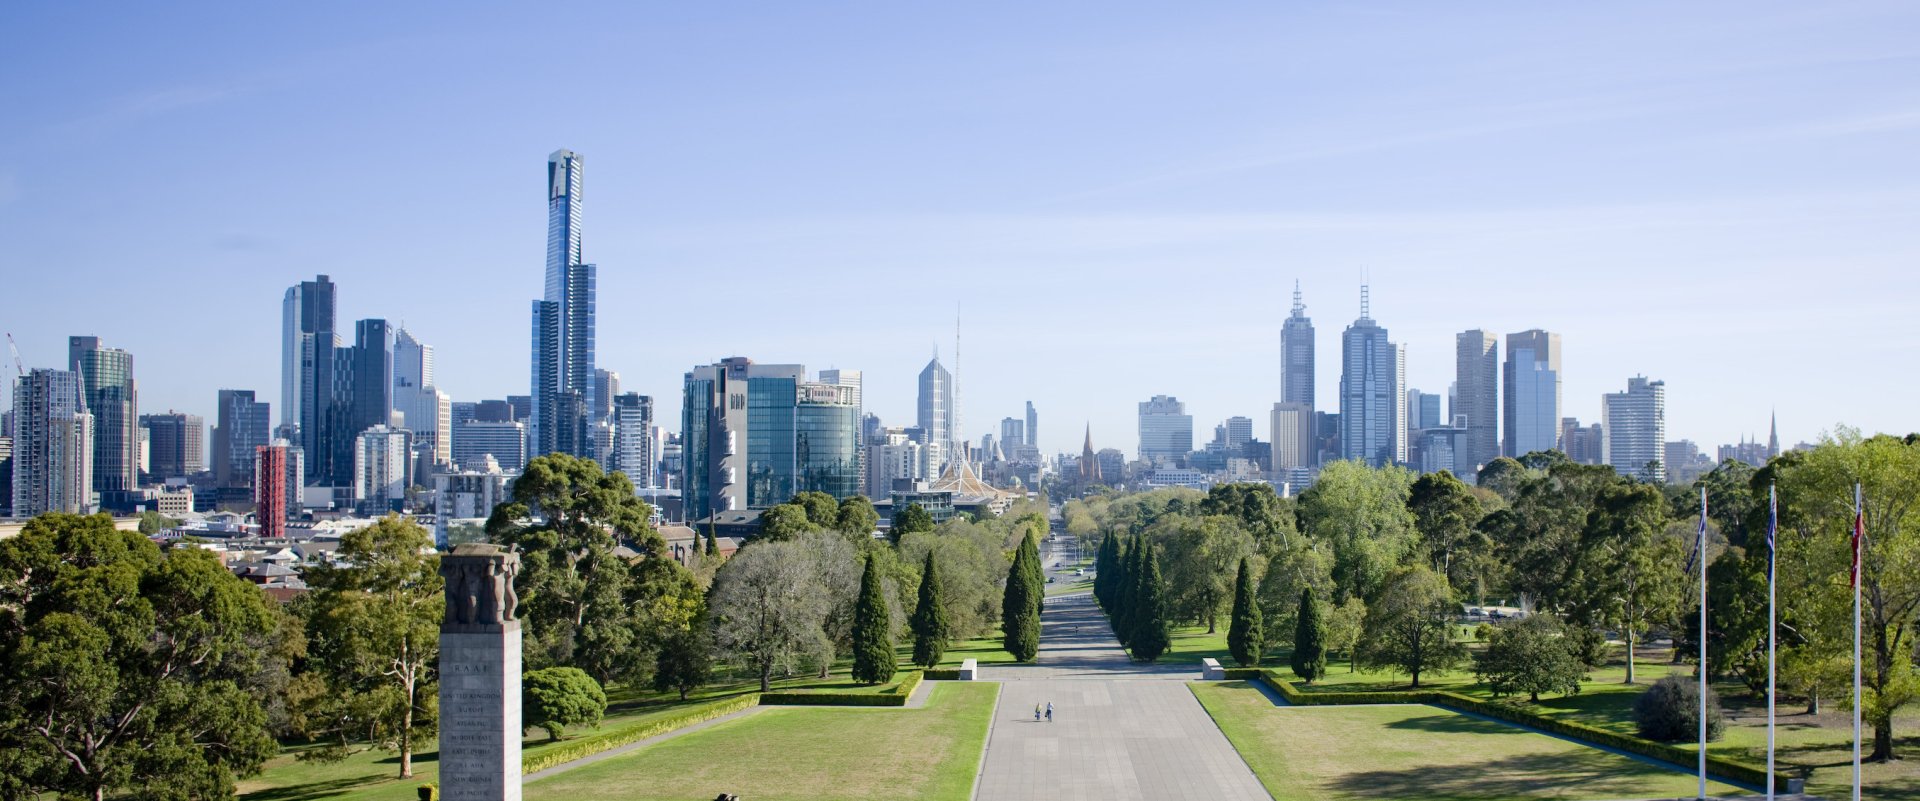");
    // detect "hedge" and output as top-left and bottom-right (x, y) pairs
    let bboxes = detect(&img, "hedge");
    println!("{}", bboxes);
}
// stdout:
(521, 692), (761, 775)
(760, 671), (925, 707)
(924, 668), (962, 680)
(1248, 670), (1793, 794)
(1221, 668), (1264, 680)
